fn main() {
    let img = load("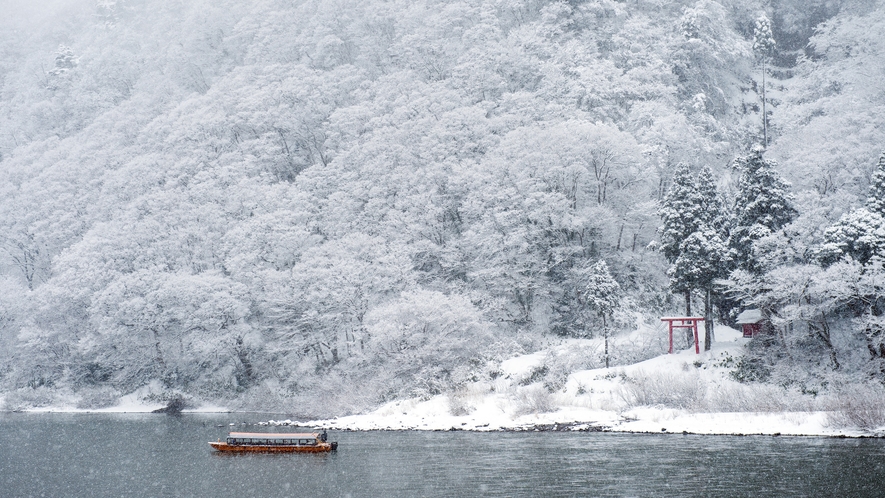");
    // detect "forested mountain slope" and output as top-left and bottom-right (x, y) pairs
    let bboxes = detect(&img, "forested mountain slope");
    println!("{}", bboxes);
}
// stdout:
(0, 0), (882, 414)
